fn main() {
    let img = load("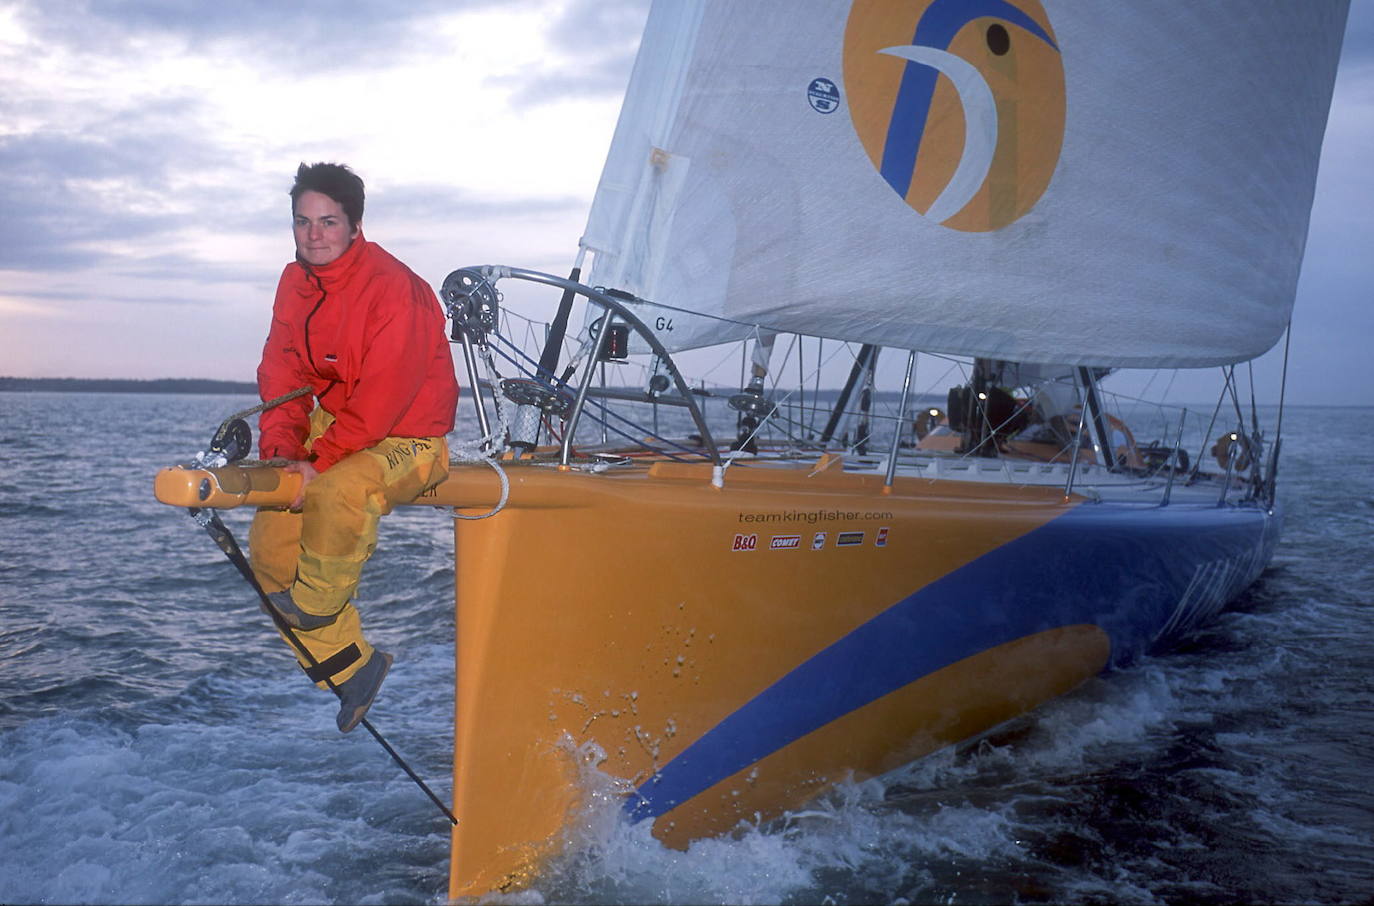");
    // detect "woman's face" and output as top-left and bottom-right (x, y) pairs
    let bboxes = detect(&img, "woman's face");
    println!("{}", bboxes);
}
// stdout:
(292, 190), (358, 266)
